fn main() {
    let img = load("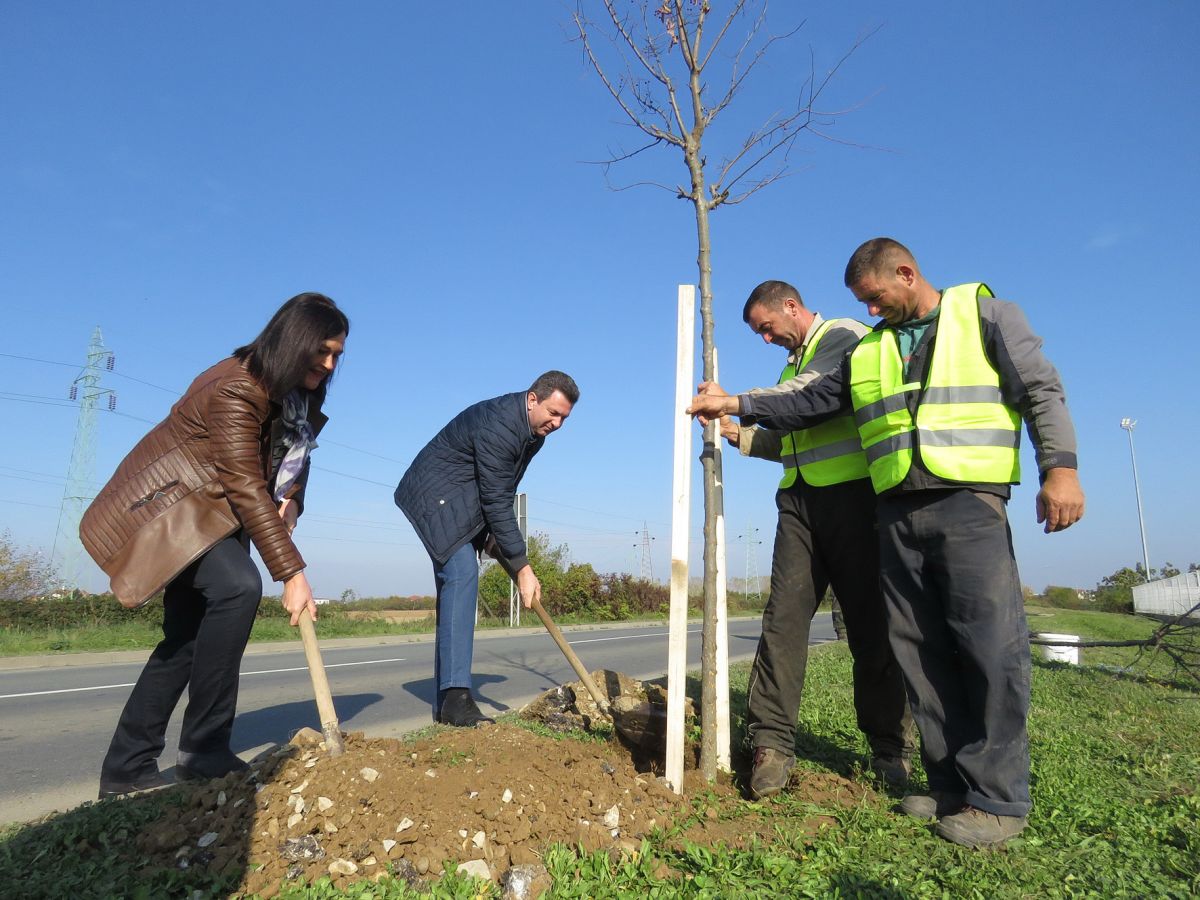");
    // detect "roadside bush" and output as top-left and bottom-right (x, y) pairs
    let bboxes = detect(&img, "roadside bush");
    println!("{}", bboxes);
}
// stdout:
(0, 592), (163, 629)
(0, 532), (56, 600)
(1035, 585), (1087, 610)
